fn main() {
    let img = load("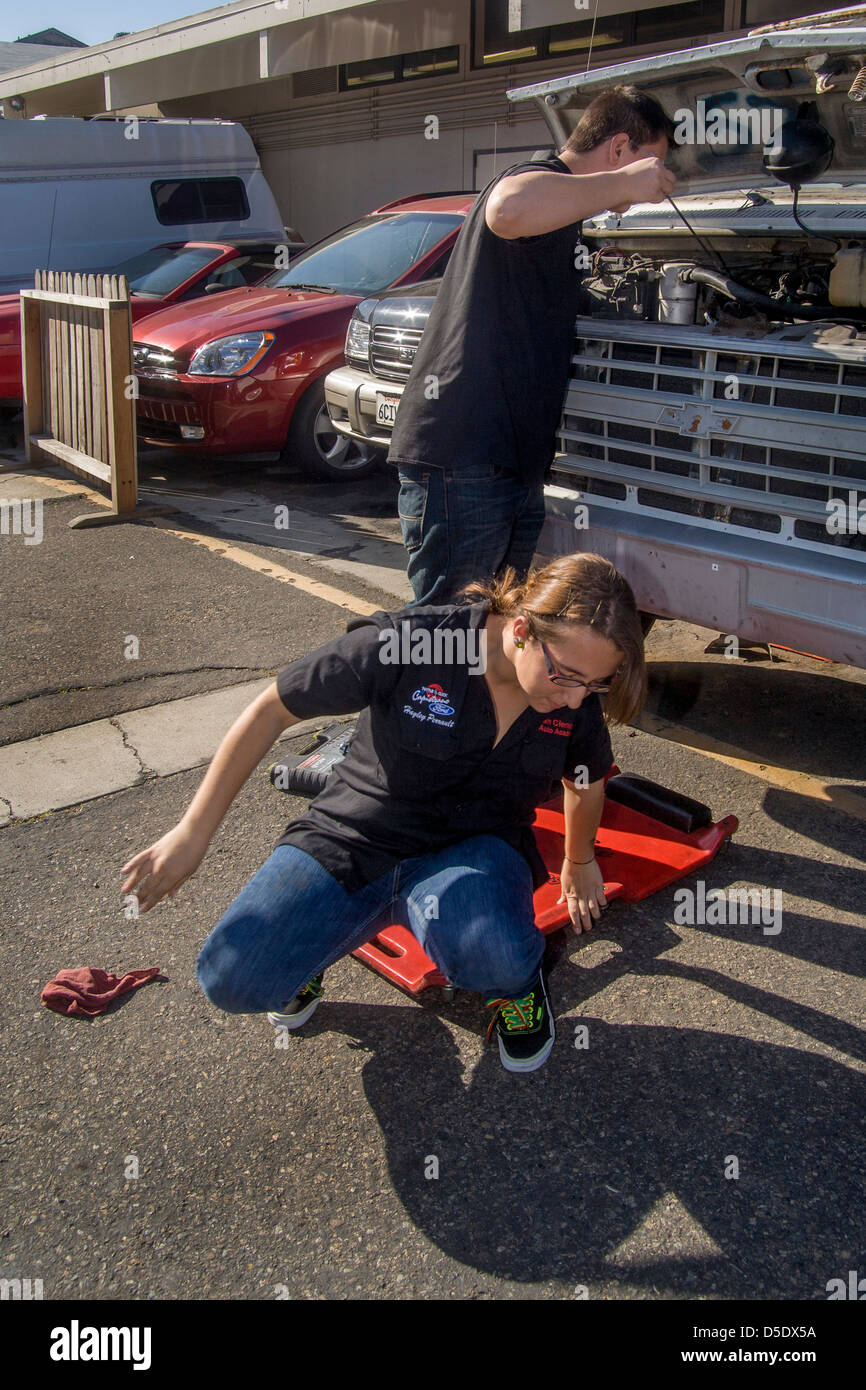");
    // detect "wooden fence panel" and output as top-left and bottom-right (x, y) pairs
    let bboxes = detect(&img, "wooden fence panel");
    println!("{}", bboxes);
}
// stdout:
(20, 270), (137, 514)
(86, 274), (105, 466)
